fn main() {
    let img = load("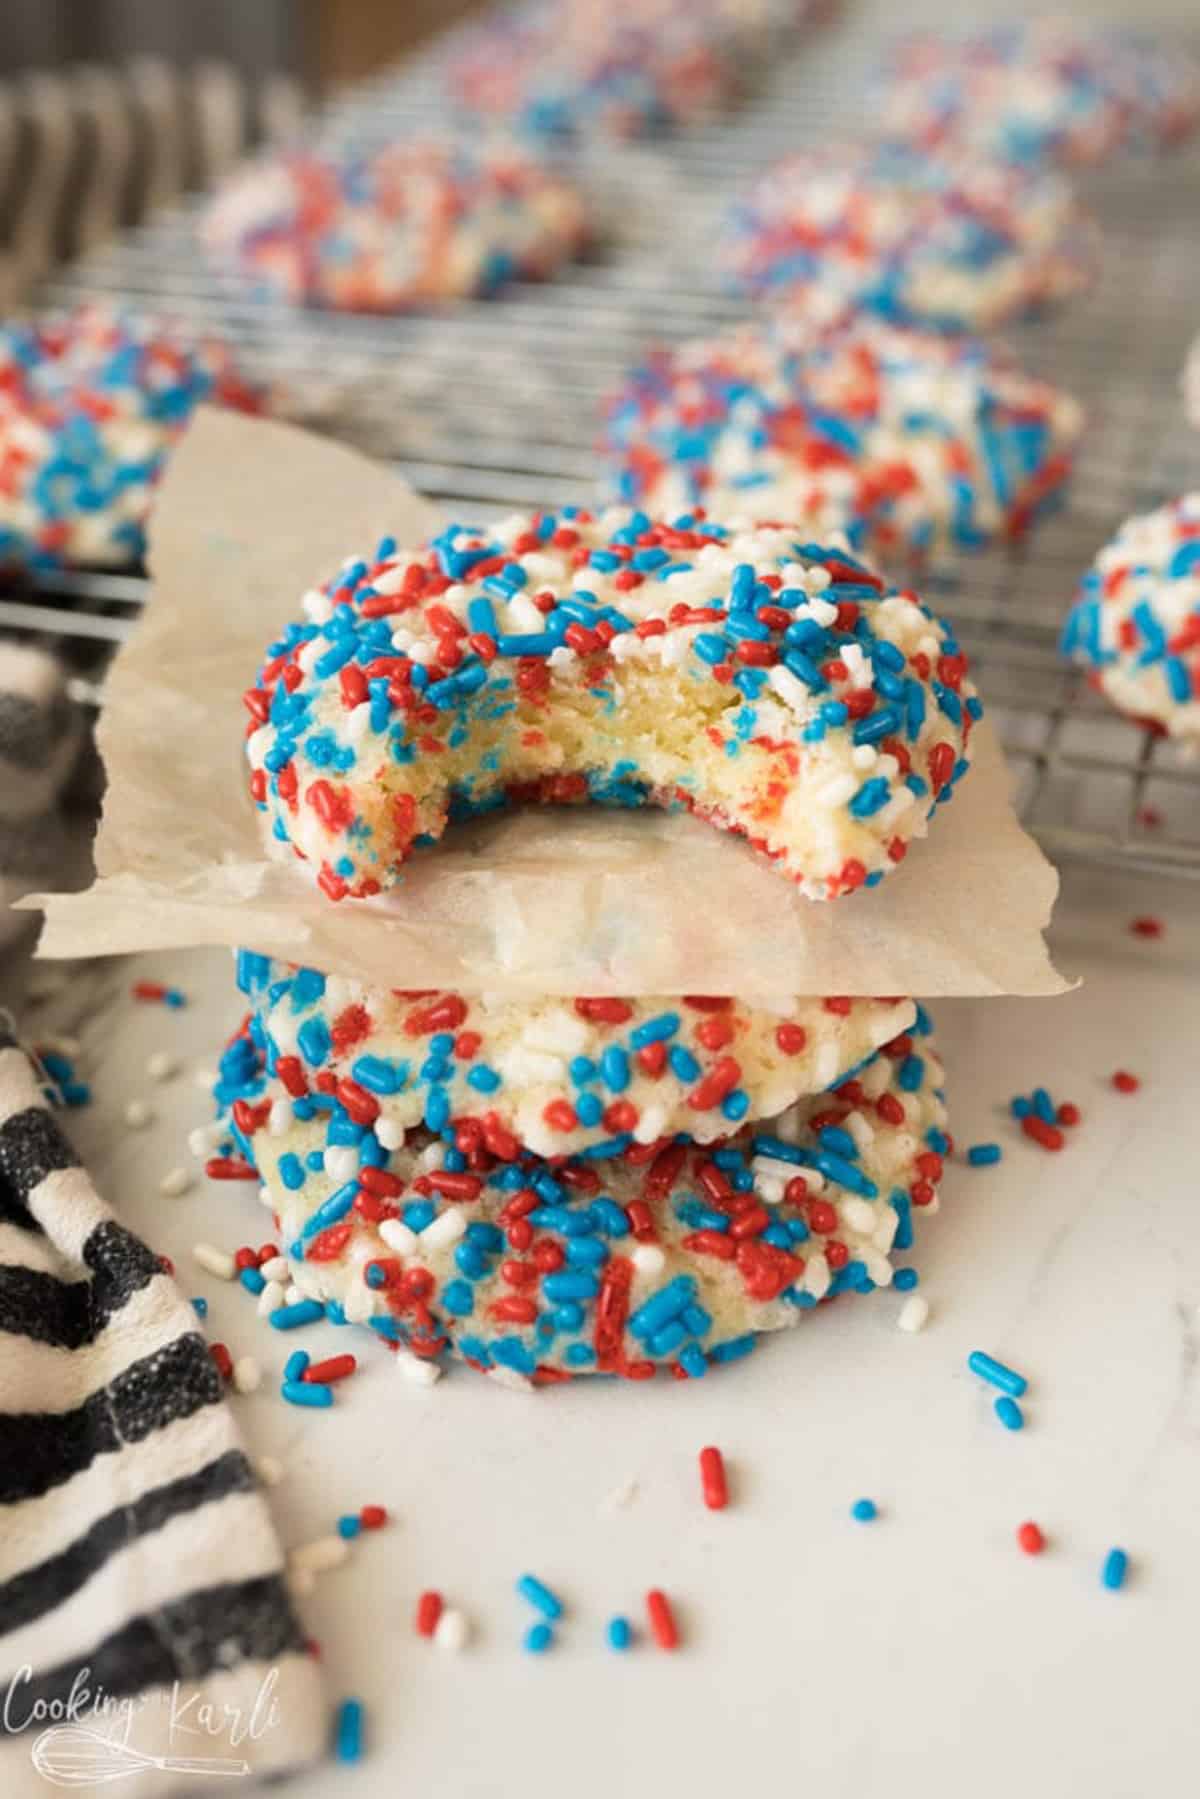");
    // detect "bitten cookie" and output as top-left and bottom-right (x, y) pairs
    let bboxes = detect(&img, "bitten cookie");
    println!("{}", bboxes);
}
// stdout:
(0, 306), (259, 569)
(206, 1008), (948, 1381)
(1061, 493), (1200, 743)
(603, 318), (1083, 566)
(206, 139), (587, 312)
(722, 141), (1095, 333)
(235, 949), (916, 1157)
(244, 511), (981, 903)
